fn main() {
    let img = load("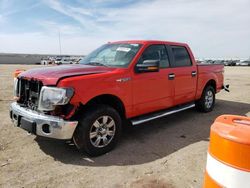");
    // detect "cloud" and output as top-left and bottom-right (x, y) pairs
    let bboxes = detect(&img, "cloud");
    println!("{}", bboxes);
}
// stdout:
(1, 0), (40, 17)
(44, 0), (104, 31)
(0, 32), (107, 55)
(38, 20), (83, 35)
(0, 0), (12, 11)
(43, 0), (150, 34)
(0, 15), (5, 23)
(1, 0), (250, 58)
